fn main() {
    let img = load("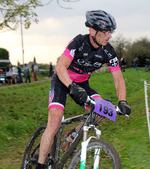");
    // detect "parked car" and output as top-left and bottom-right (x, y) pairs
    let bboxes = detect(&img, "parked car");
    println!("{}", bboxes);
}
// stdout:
(0, 59), (24, 84)
(0, 59), (11, 84)
(11, 67), (24, 84)
(0, 59), (11, 71)
(0, 69), (6, 83)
